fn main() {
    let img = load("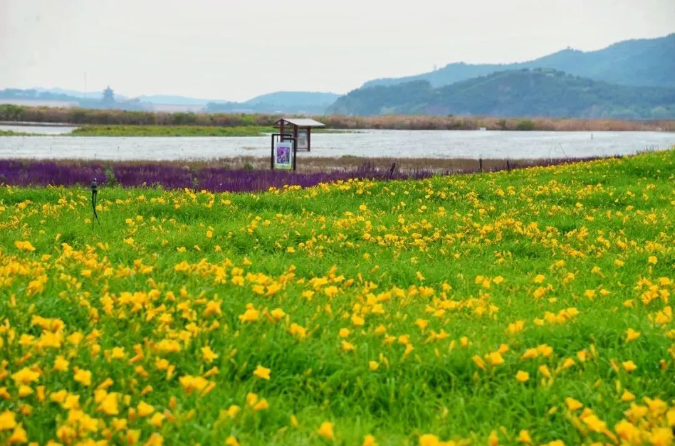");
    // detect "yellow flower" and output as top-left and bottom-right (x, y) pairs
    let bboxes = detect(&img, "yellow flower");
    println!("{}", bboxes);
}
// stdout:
(225, 436), (240, 446)
(180, 375), (211, 394)
(522, 348), (538, 359)
(537, 344), (553, 357)
(615, 420), (639, 443)
(341, 340), (356, 352)
(622, 361), (637, 373)
(289, 323), (308, 339)
(246, 392), (259, 407)
(98, 392), (119, 415)
(8, 423), (27, 443)
(561, 358), (575, 370)
(488, 430), (499, 446)
(351, 314), (365, 326)
(516, 430), (531, 444)
(137, 401), (155, 417)
(625, 328), (640, 342)
(253, 365), (271, 380)
(620, 390), (635, 402)
(14, 241), (36, 252)
(270, 308), (285, 320)
(648, 256), (657, 265)
(202, 346), (219, 363)
(11, 368), (40, 386)
(648, 428), (673, 446)
(538, 365), (551, 379)
(362, 434), (378, 446)
(144, 433), (163, 446)
(252, 399), (269, 411)
(239, 307), (260, 323)
(582, 414), (606, 432)
(148, 412), (164, 428)
(316, 421), (334, 440)
(487, 351), (504, 366)
(419, 434), (440, 446)
(18, 385), (33, 398)
(73, 368), (92, 386)
(472, 355), (486, 370)
(565, 397), (583, 411)
(111, 347), (125, 360)
(369, 361), (379, 371)
(516, 370), (530, 383)
(0, 410), (17, 430)
(415, 318), (428, 331)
